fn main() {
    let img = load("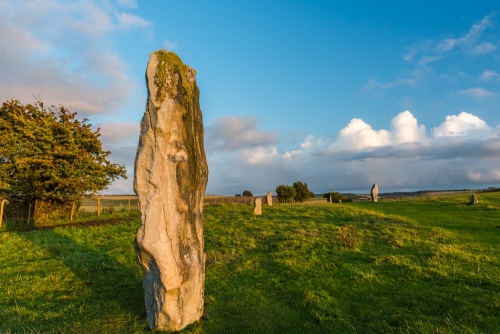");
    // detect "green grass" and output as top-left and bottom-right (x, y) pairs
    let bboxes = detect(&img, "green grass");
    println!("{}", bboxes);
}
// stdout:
(1, 194), (499, 333)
